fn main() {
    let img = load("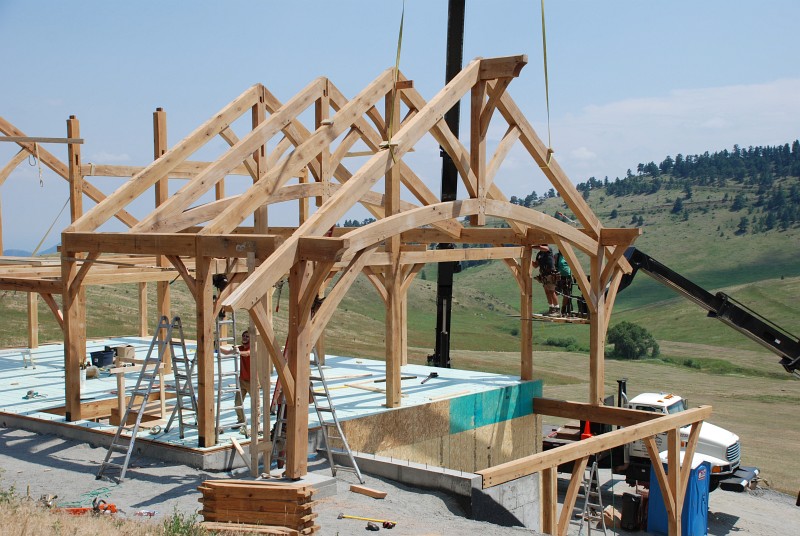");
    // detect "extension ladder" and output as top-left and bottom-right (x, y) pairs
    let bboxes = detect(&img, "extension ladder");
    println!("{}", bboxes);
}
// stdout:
(214, 311), (245, 442)
(163, 318), (197, 439)
(97, 316), (185, 482)
(271, 351), (364, 483)
(575, 459), (607, 535)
